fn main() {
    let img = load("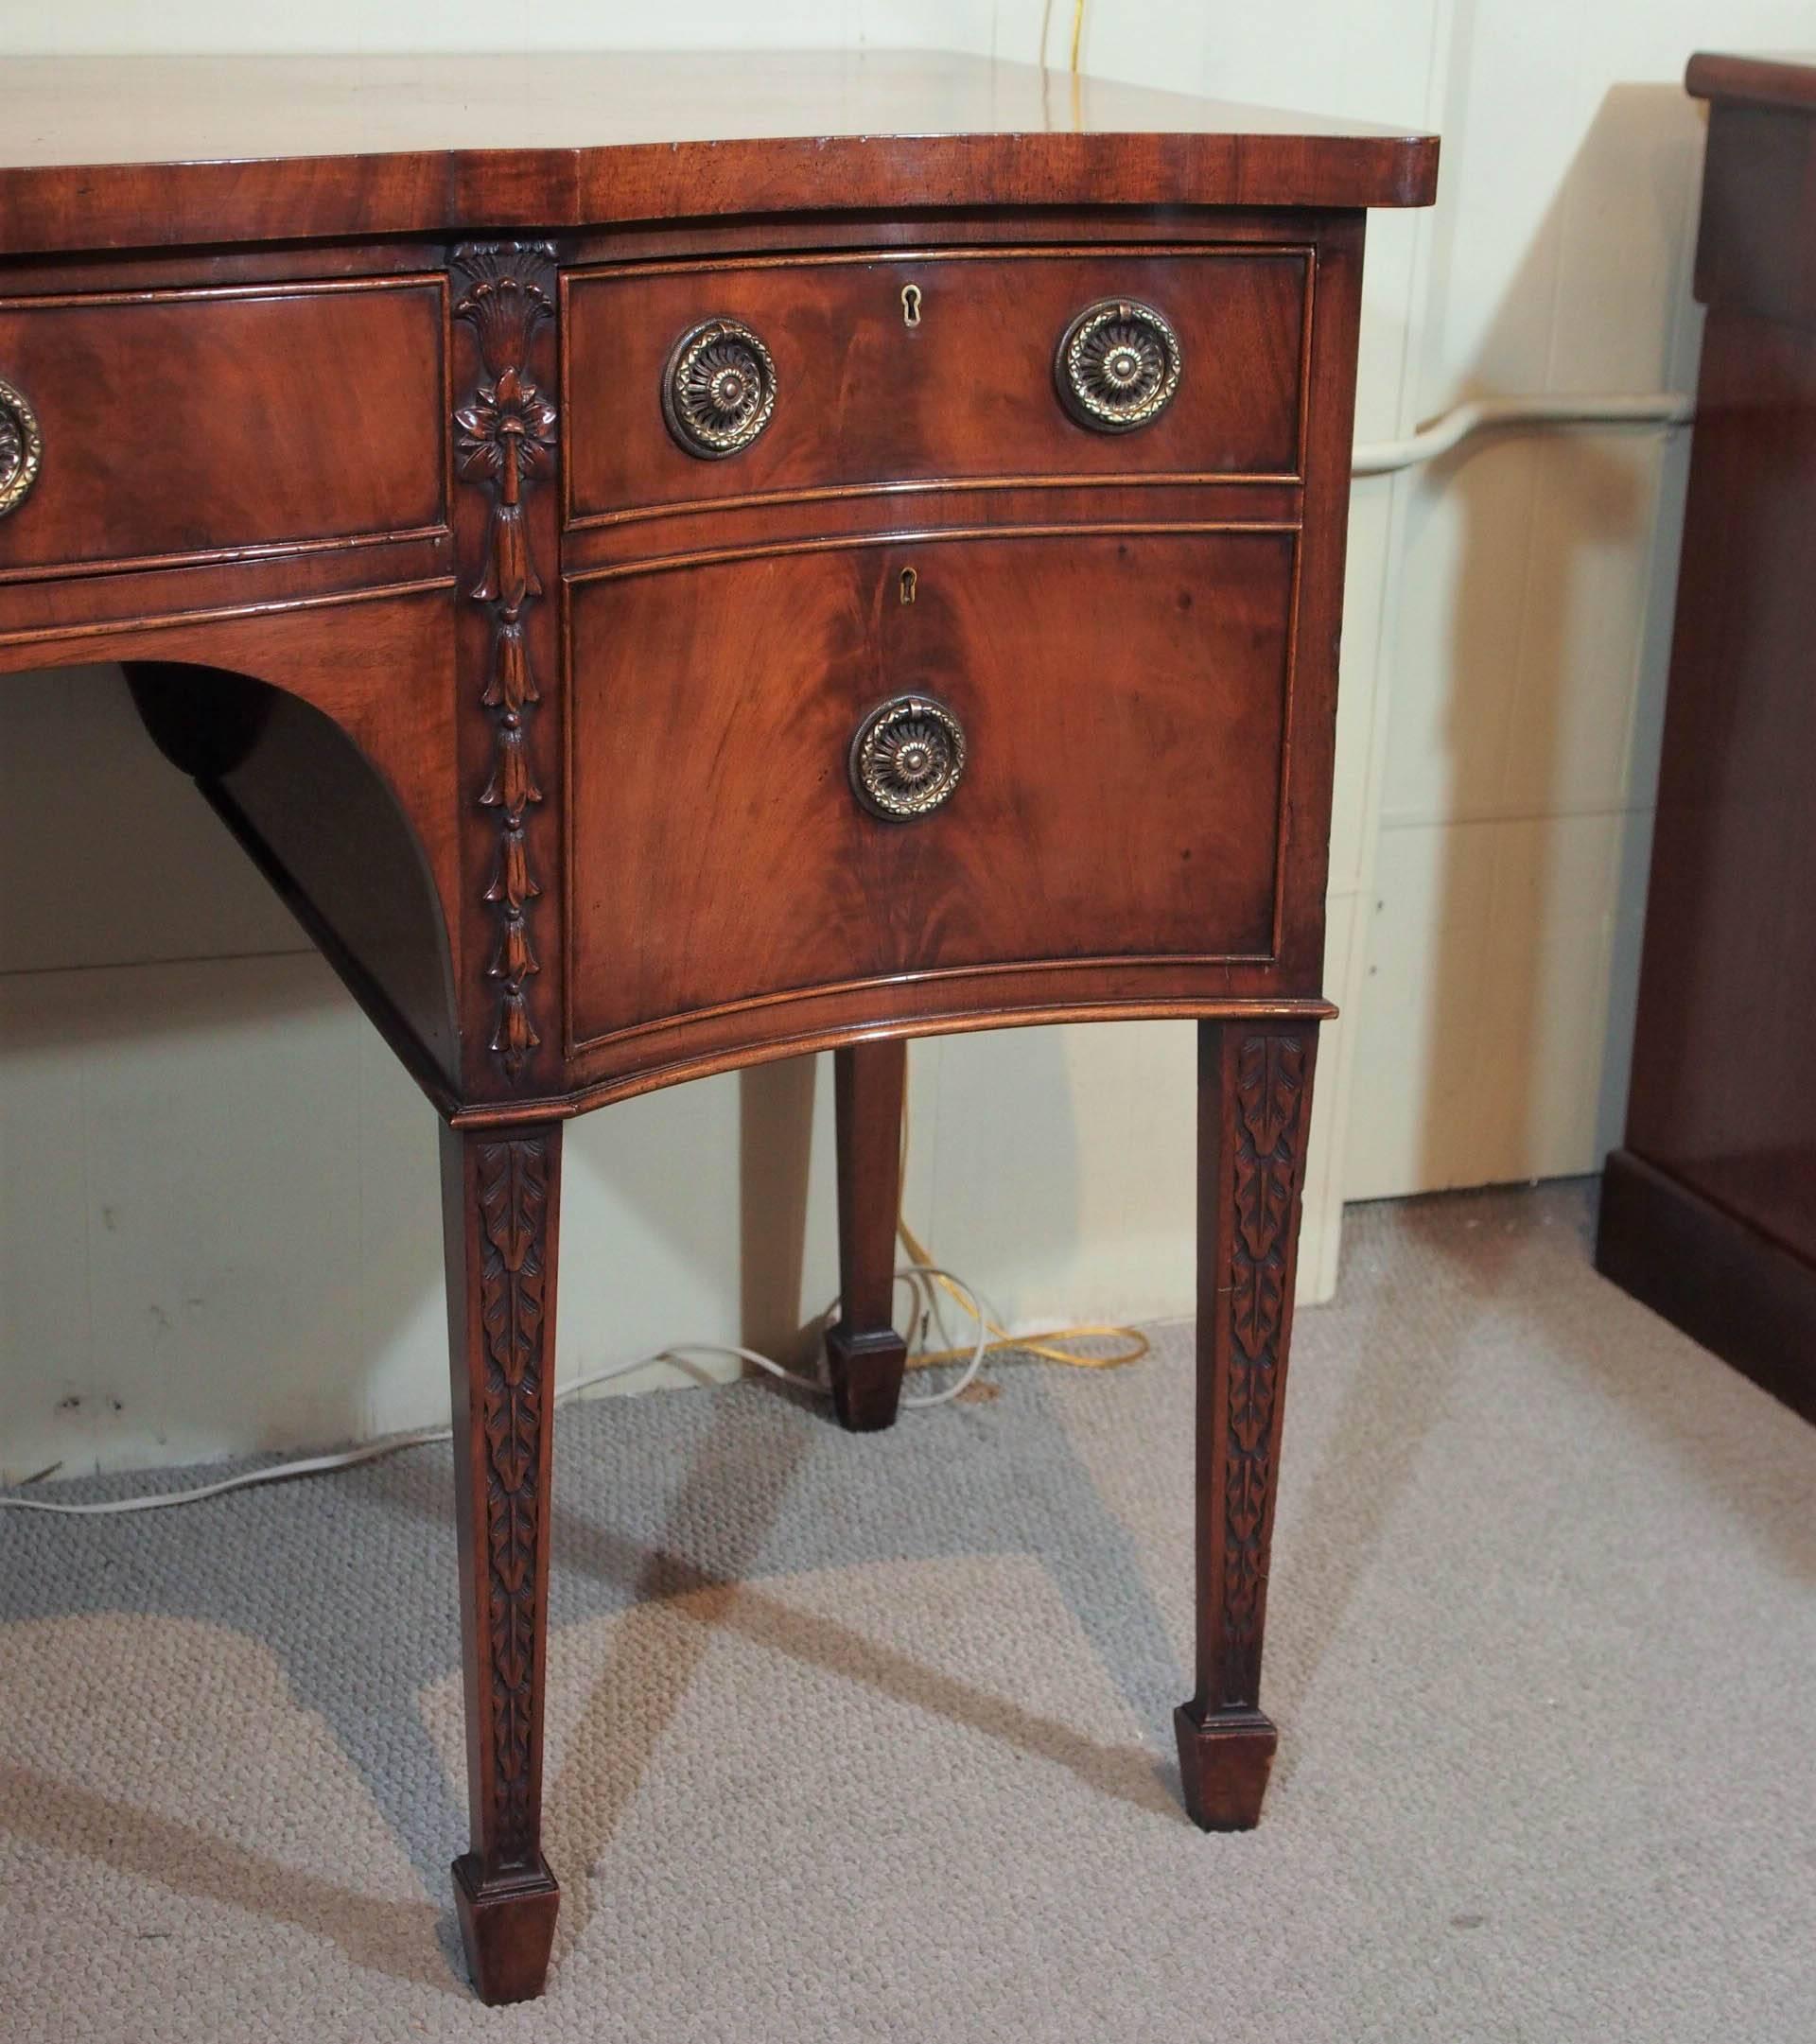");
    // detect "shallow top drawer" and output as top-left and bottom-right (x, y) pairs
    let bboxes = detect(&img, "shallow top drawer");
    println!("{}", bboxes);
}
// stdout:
(0, 279), (445, 578)
(564, 245), (1309, 524)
